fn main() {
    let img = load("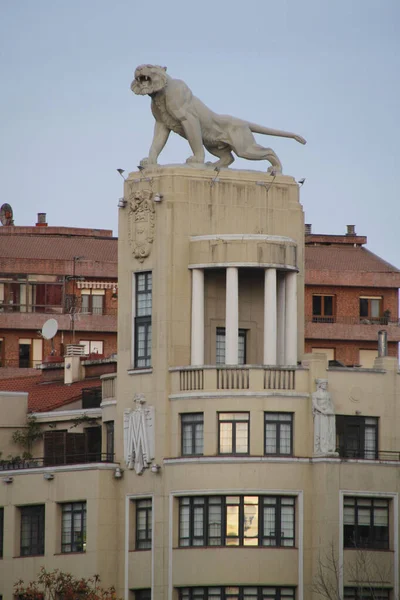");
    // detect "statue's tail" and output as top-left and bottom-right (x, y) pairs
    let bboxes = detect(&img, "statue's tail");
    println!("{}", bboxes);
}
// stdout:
(249, 122), (306, 145)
